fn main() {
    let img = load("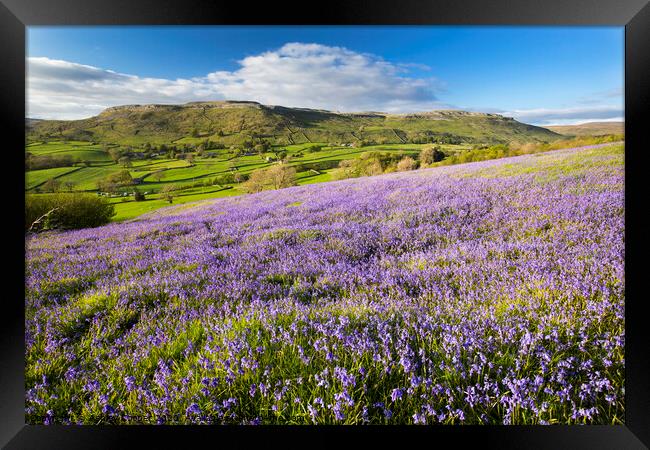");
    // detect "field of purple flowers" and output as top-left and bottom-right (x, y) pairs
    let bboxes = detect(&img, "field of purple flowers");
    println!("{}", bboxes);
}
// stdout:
(25, 143), (625, 425)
